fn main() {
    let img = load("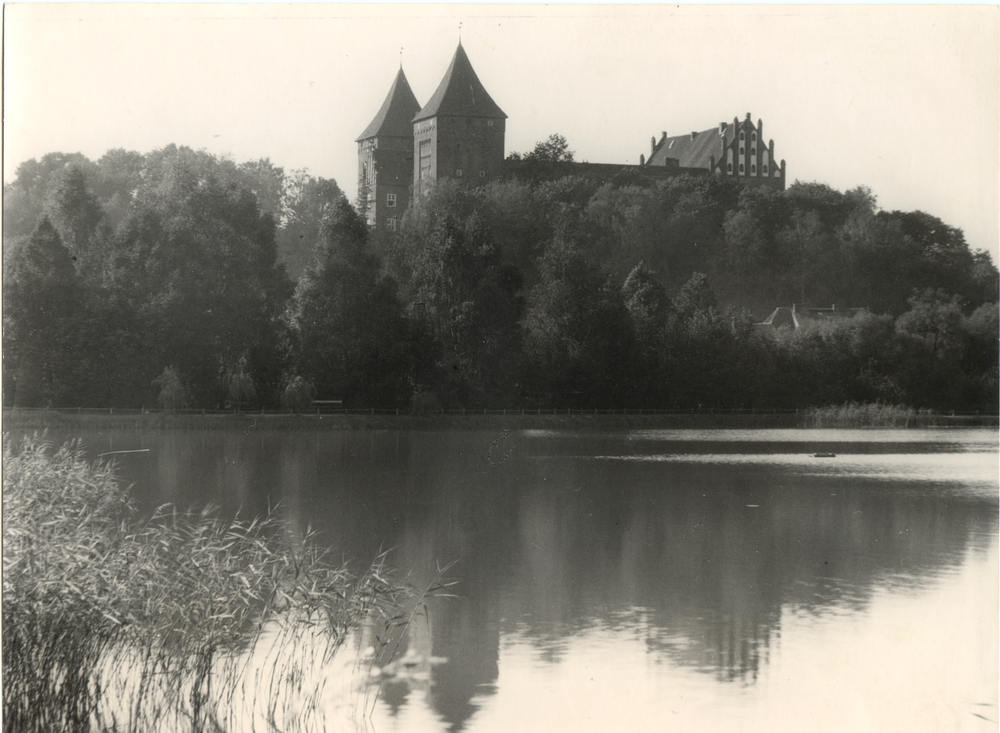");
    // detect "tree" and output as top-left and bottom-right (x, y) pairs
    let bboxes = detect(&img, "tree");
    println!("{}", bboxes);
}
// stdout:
(522, 239), (635, 408)
(43, 165), (104, 257)
(672, 272), (718, 322)
(719, 185), (792, 308)
(280, 374), (316, 411)
(895, 289), (966, 362)
(406, 213), (523, 408)
(3, 218), (86, 406)
(623, 262), (672, 406)
(287, 196), (412, 408)
(277, 173), (344, 281)
(894, 289), (969, 407)
(103, 155), (291, 407)
(525, 134), (575, 163)
(223, 354), (257, 411)
(152, 366), (189, 411)
(3, 153), (96, 241)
